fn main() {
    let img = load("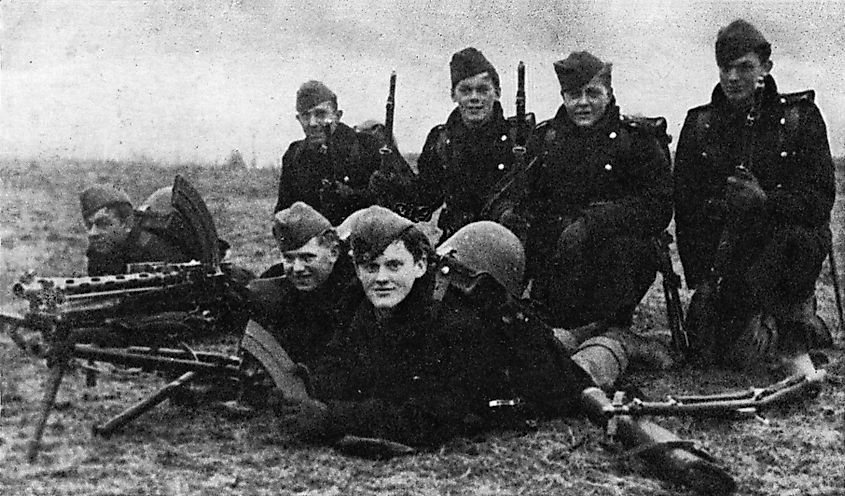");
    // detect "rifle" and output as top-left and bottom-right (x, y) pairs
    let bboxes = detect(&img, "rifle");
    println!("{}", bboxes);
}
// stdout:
(653, 231), (690, 356)
(685, 78), (767, 362)
(479, 61), (536, 221)
(1, 261), (256, 462)
(373, 71), (419, 220)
